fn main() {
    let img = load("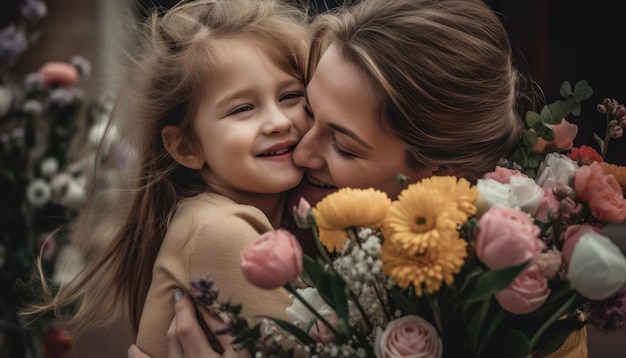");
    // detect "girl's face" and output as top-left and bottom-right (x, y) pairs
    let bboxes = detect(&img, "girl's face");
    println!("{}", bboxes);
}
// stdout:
(291, 45), (428, 206)
(192, 43), (308, 197)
